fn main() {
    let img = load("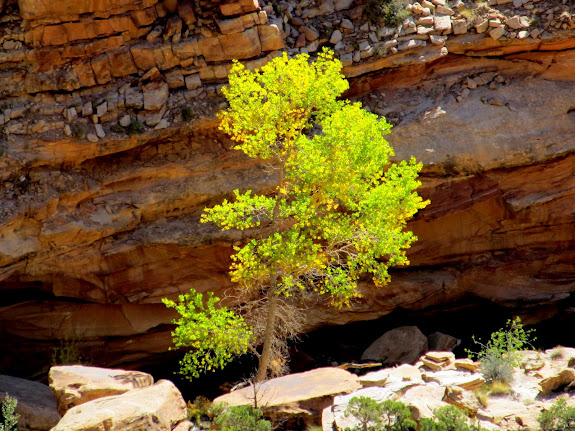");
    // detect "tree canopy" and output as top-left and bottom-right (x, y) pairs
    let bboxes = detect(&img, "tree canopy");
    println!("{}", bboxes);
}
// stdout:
(165, 49), (429, 381)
